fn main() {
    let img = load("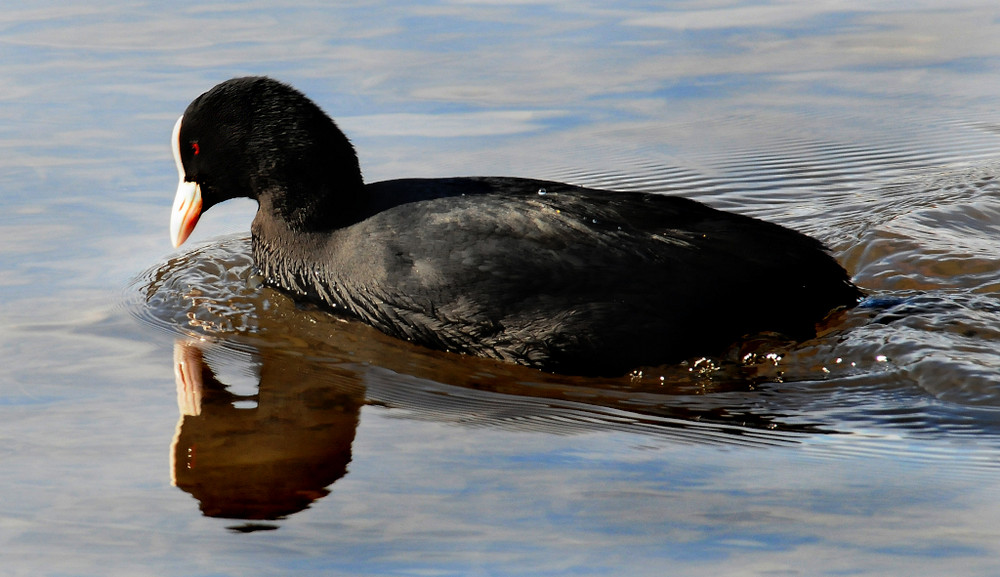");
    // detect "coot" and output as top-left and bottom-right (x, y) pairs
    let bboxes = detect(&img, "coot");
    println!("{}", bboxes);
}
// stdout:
(169, 76), (862, 376)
